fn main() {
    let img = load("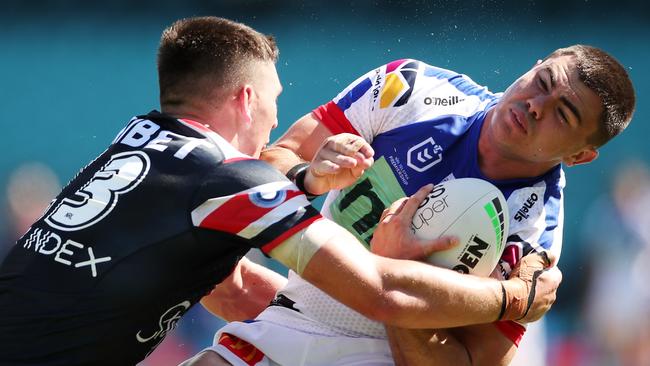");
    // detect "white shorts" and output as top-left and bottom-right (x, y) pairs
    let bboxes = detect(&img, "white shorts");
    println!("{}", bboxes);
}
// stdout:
(205, 307), (393, 366)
